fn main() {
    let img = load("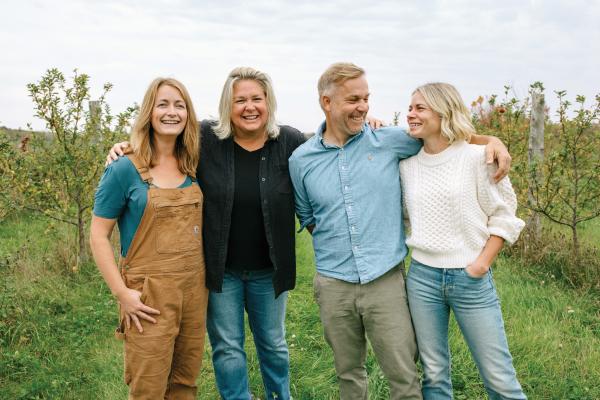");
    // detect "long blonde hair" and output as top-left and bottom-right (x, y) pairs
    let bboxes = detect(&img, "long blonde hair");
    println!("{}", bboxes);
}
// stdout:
(130, 78), (199, 177)
(214, 66), (279, 140)
(413, 82), (475, 143)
